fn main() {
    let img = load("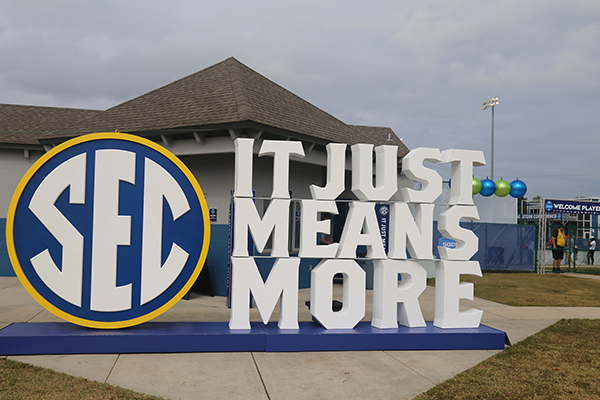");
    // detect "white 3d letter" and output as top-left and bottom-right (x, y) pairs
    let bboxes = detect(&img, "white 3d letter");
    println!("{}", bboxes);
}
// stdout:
(351, 144), (398, 201)
(441, 149), (486, 206)
(433, 260), (483, 328)
(298, 200), (339, 258)
(259, 140), (305, 199)
(234, 138), (254, 198)
(437, 206), (480, 260)
(398, 148), (442, 203)
(310, 259), (365, 329)
(310, 143), (346, 200)
(229, 257), (300, 329)
(372, 259), (426, 328)
(388, 203), (434, 260)
(337, 202), (386, 259)
(232, 198), (290, 257)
